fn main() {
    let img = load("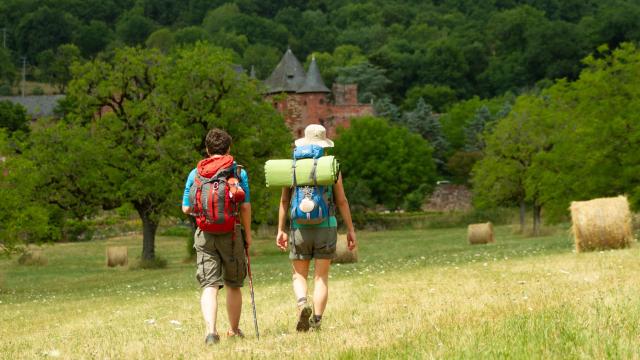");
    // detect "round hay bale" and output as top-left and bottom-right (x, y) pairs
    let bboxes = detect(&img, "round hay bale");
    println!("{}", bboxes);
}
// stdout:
(570, 196), (633, 252)
(17, 248), (47, 266)
(332, 234), (358, 264)
(106, 246), (128, 267)
(467, 222), (495, 245)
